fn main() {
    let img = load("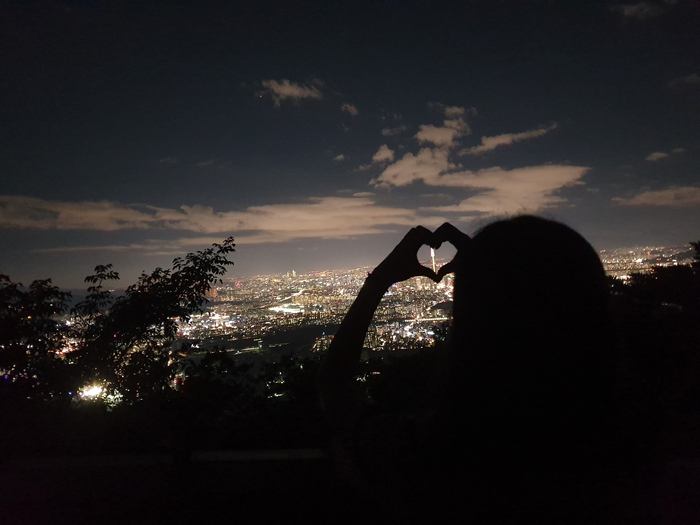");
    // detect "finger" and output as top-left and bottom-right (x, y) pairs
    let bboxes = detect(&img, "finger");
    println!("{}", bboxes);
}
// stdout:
(404, 226), (442, 250)
(413, 225), (442, 250)
(435, 222), (470, 248)
(434, 222), (454, 242)
(434, 223), (471, 251)
(405, 225), (438, 250)
(437, 259), (458, 280)
(413, 263), (440, 283)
